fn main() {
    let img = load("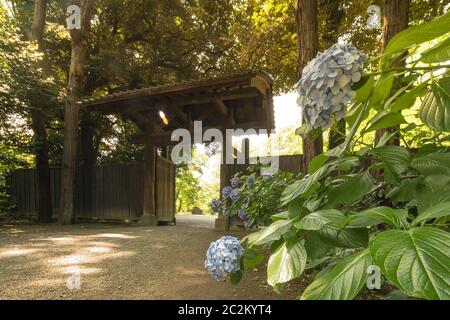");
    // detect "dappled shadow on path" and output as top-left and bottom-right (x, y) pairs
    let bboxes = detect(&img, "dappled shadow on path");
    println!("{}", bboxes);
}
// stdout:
(0, 217), (302, 299)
